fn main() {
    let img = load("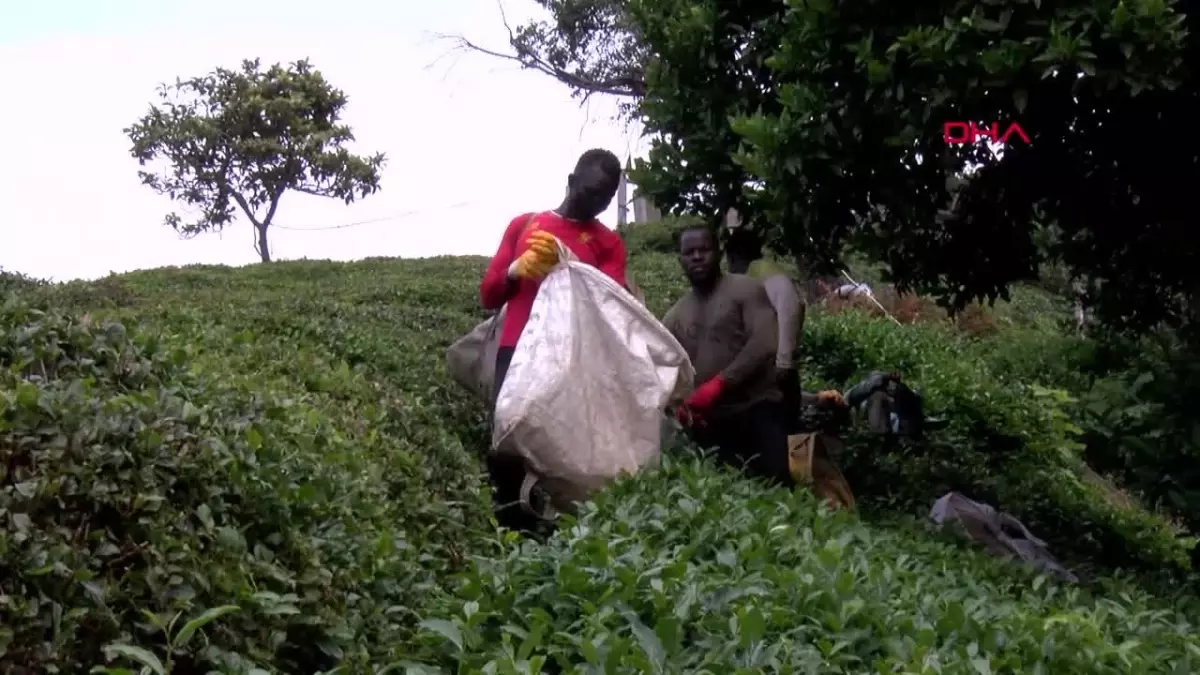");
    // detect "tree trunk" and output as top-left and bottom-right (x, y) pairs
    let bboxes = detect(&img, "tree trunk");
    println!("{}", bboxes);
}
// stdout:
(231, 190), (280, 263)
(257, 224), (271, 262)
